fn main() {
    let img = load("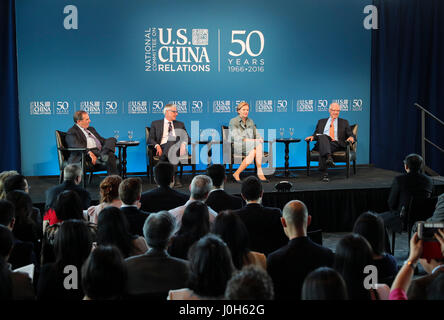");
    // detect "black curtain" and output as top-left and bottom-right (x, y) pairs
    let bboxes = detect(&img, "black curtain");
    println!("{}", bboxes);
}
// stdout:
(0, 0), (20, 172)
(371, 0), (444, 175)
